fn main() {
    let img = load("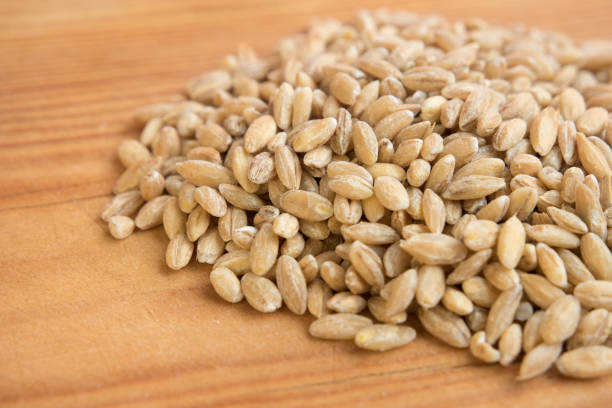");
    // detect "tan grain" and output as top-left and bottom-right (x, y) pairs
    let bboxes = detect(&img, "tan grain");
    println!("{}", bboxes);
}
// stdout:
(349, 241), (385, 288)
(496, 216), (525, 269)
(486, 284), (523, 345)
(443, 175), (506, 200)
(442, 287), (474, 316)
(422, 189), (446, 234)
(568, 309), (612, 349)
(194, 186), (227, 217)
(210, 266), (244, 303)
(276, 255), (308, 315)
(517, 342), (562, 380)
(176, 160), (236, 187)
(536, 244), (568, 289)
(446, 249), (493, 285)
(539, 295), (581, 344)
(574, 280), (612, 310)
(374, 176), (410, 211)
(197, 227), (225, 264)
(355, 325), (416, 352)
(556, 346), (612, 379)
(100, 190), (144, 222)
(327, 292), (367, 314)
(134, 195), (171, 230)
(526, 224), (580, 248)
(166, 233), (194, 270)
(163, 197), (187, 239)
(241, 273), (282, 313)
(418, 306), (471, 348)
(249, 223), (279, 276)
(499, 324), (522, 366)
(416, 265), (445, 309)
(308, 313), (373, 340)
(108, 215), (135, 240)
(462, 276), (500, 308)
(470, 331), (501, 363)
